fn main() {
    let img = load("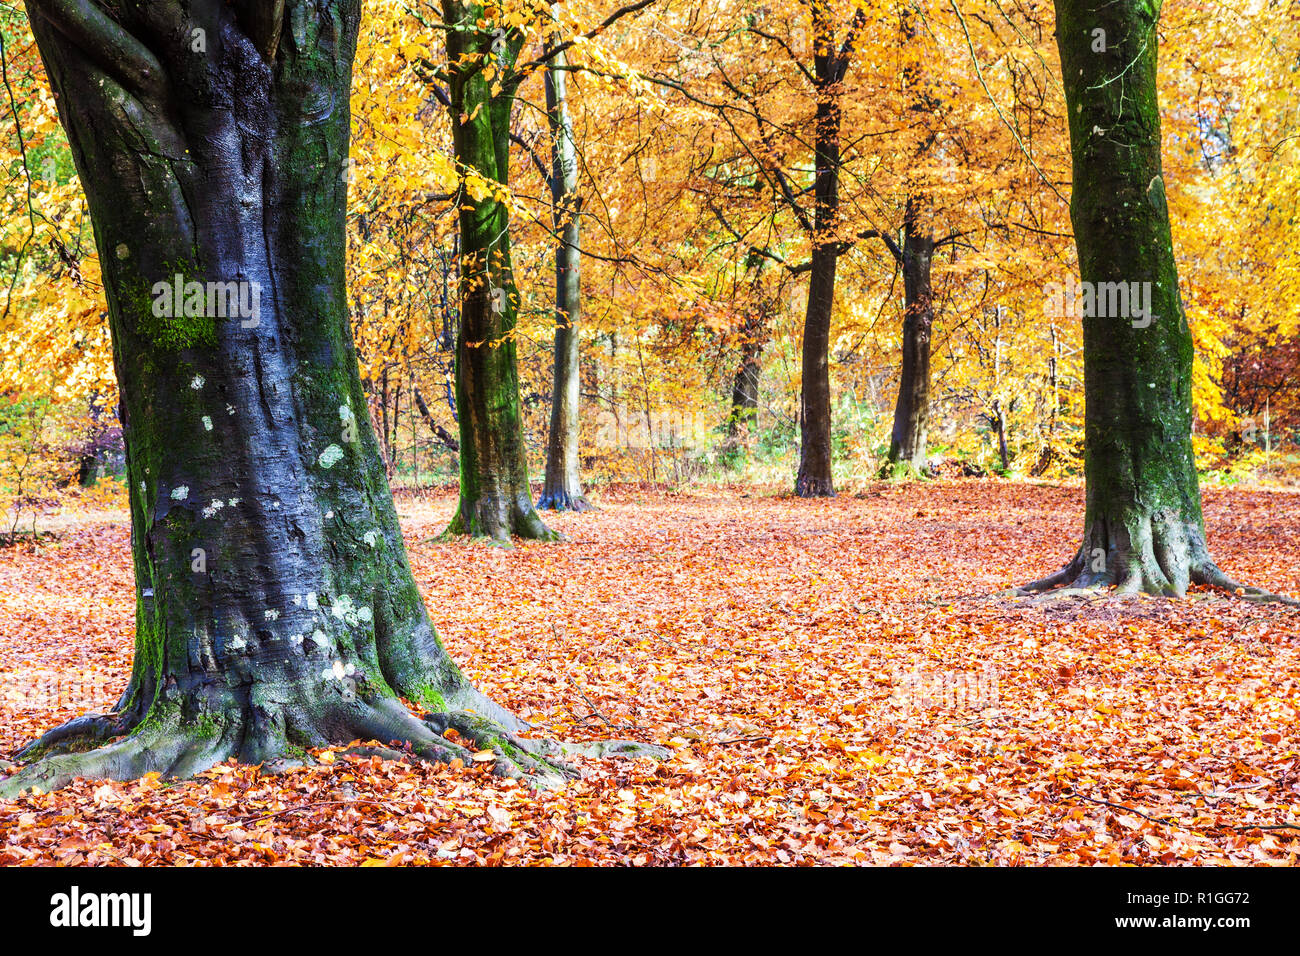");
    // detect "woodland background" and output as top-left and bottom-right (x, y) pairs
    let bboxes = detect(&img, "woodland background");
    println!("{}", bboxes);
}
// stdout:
(0, 0), (1299, 867)
(1, 0), (1298, 527)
